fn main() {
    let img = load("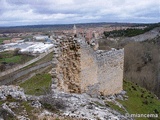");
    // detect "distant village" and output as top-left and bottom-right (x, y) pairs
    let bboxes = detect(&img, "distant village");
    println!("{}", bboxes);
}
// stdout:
(0, 25), (146, 55)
